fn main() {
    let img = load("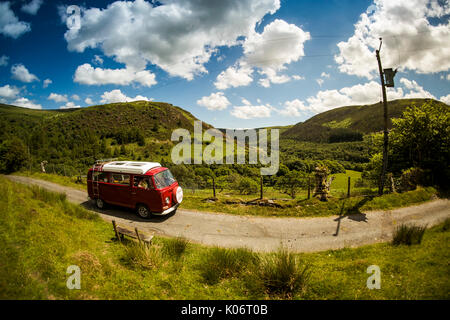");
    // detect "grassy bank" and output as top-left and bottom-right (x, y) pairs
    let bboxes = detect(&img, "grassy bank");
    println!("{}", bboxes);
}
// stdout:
(0, 176), (449, 299)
